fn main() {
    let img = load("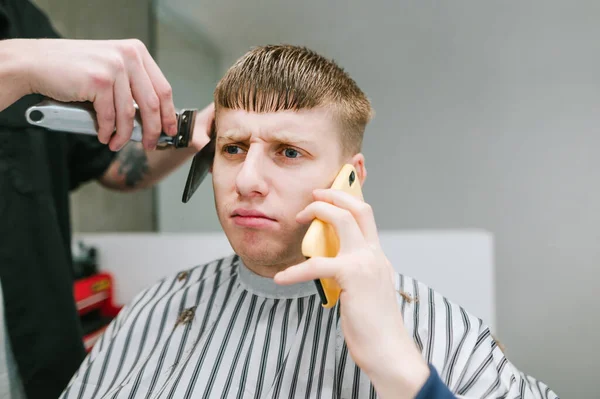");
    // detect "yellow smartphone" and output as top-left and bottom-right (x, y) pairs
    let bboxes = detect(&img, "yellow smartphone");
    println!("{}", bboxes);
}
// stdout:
(301, 164), (364, 308)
